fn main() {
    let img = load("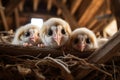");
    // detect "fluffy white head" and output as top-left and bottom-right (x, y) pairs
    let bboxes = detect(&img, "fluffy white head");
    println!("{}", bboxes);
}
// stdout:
(70, 27), (98, 51)
(12, 24), (41, 45)
(40, 18), (72, 48)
